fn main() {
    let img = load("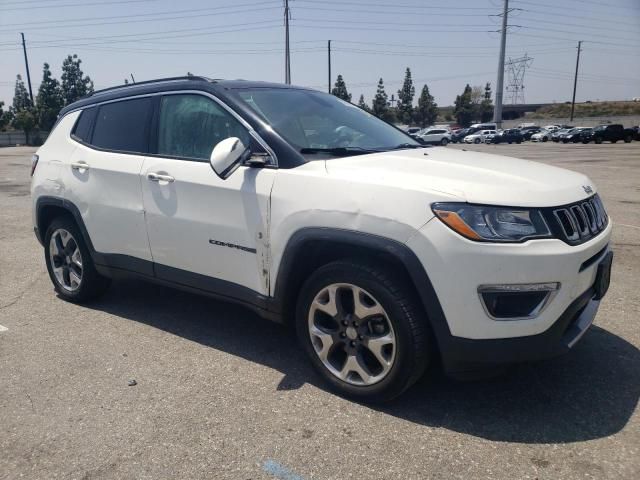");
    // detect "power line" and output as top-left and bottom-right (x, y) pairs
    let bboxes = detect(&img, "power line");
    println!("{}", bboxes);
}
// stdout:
(0, 1), (281, 31)
(2, 0), (159, 11)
